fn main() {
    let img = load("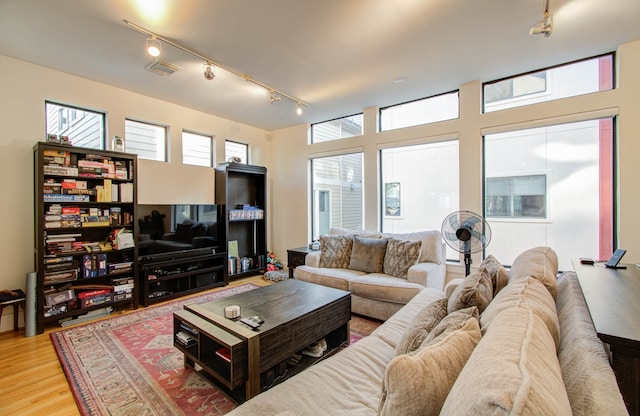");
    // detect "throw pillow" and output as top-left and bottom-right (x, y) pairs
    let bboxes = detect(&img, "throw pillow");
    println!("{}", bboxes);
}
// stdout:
(395, 298), (449, 355)
(423, 306), (479, 345)
(379, 318), (482, 416)
(479, 254), (509, 296)
(348, 235), (388, 273)
(318, 234), (353, 268)
(447, 269), (493, 314)
(509, 246), (559, 300)
(383, 238), (422, 278)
